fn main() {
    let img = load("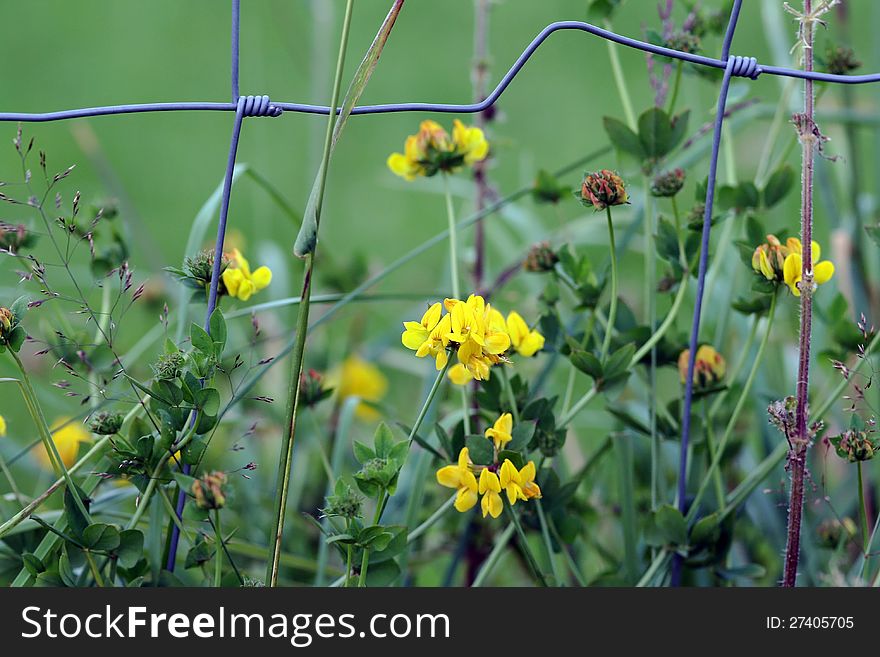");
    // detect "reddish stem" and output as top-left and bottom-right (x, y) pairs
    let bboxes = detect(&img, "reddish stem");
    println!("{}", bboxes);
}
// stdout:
(783, 0), (816, 588)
